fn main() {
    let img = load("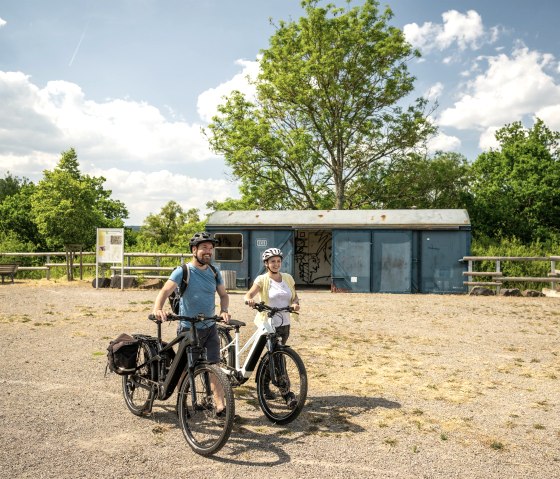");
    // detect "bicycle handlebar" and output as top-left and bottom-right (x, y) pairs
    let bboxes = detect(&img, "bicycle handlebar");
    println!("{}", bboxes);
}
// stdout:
(245, 301), (298, 315)
(148, 313), (224, 324)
